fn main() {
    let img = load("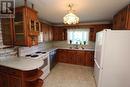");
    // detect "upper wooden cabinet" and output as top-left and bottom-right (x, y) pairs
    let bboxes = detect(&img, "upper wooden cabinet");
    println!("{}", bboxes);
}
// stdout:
(113, 4), (130, 29)
(1, 18), (14, 45)
(89, 24), (112, 41)
(14, 6), (40, 46)
(53, 27), (67, 41)
(40, 22), (53, 42)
